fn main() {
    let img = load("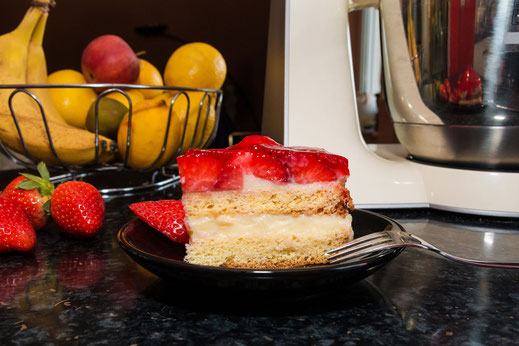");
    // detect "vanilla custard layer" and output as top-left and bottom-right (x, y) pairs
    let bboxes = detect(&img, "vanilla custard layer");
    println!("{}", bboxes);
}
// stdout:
(187, 213), (352, 243)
